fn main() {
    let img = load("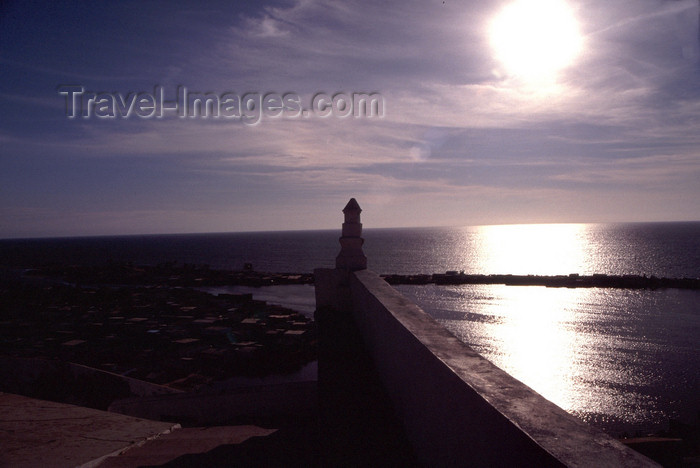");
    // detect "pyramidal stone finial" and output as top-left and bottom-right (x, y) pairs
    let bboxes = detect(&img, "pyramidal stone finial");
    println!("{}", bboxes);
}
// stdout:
(335, 198), (367, 271)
